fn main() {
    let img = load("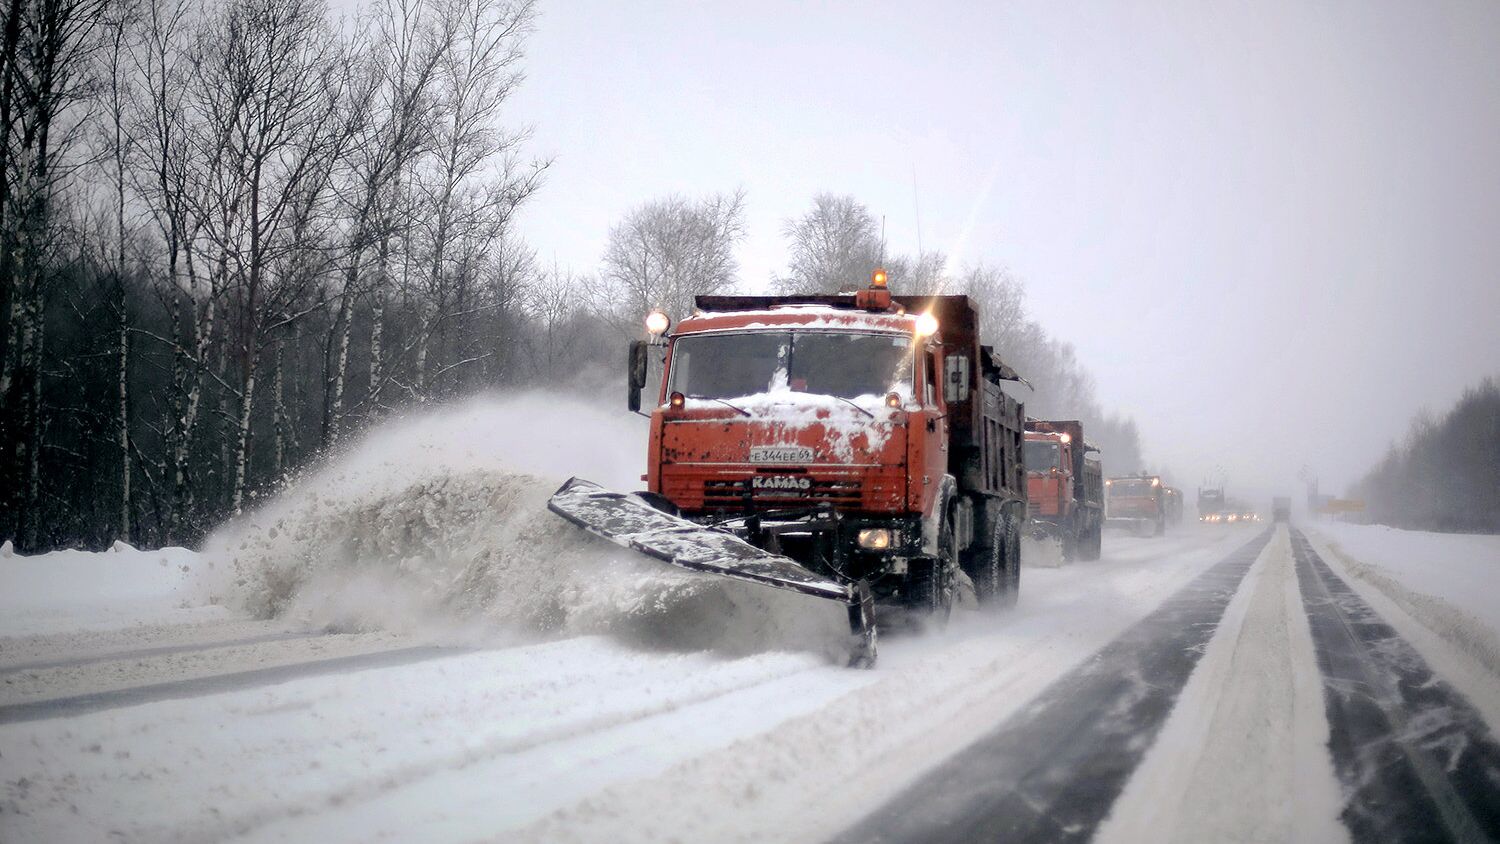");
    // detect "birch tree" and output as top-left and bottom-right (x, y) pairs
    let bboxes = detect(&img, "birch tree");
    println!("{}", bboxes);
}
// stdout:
(0, 0), (106, 545)
(597, 189), (747, 330)
(408, 0), (543, 399)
